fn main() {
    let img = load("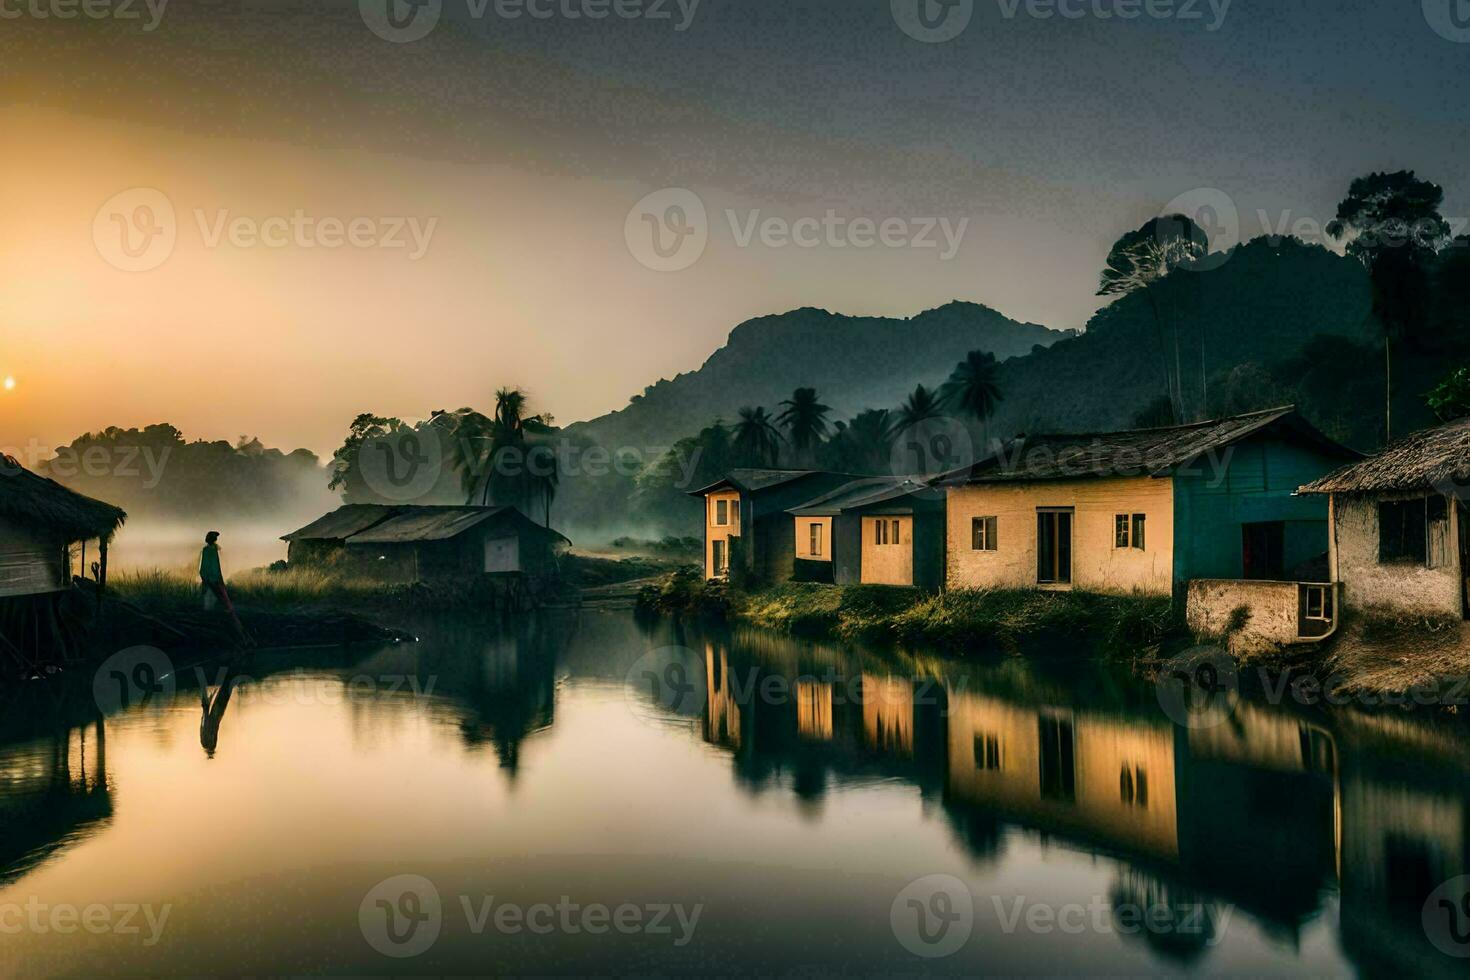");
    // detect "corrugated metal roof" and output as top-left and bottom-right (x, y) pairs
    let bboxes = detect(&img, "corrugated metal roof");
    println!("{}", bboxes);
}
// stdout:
(938, 407), (1356, 485)
(348, 506), (511, 544)
(687, 469), (818, 496)
(281, 504), (401, 542)
(789, 477), (933, 515)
